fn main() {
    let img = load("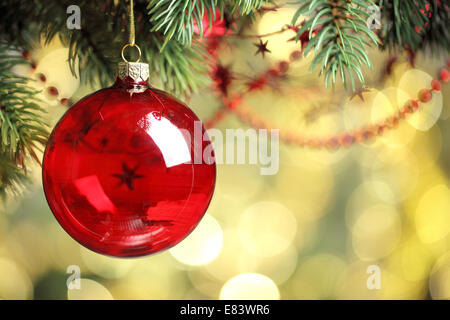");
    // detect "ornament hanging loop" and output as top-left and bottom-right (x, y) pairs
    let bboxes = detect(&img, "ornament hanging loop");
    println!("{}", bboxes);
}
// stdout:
(121, 43), (141, 63)
(121, 0), (141, 63)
